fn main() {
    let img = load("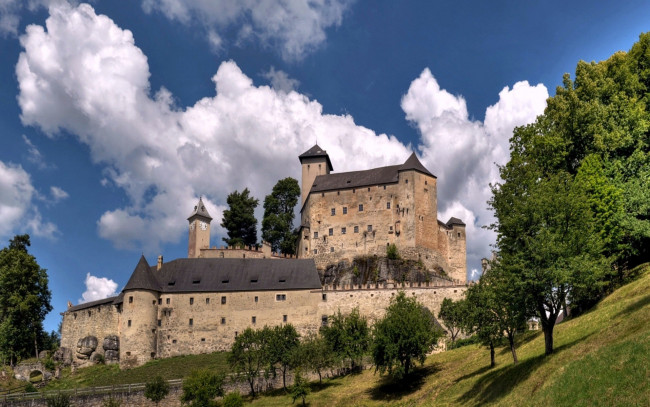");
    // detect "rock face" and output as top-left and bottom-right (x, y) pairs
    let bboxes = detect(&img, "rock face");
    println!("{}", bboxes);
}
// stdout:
(104, 350), (119, 363)
(53, 347), (73, 366)
(76, 336), (98, 359)
(38, 350), (49, 359)
(103, 335), (120, 364)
